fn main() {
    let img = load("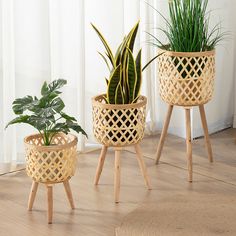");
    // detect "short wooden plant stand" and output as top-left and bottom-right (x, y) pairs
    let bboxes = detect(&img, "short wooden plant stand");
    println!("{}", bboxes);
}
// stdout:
(92, 95), (151, 203)
(156, 50), (215, 182)
(24, 133), (78, 223)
